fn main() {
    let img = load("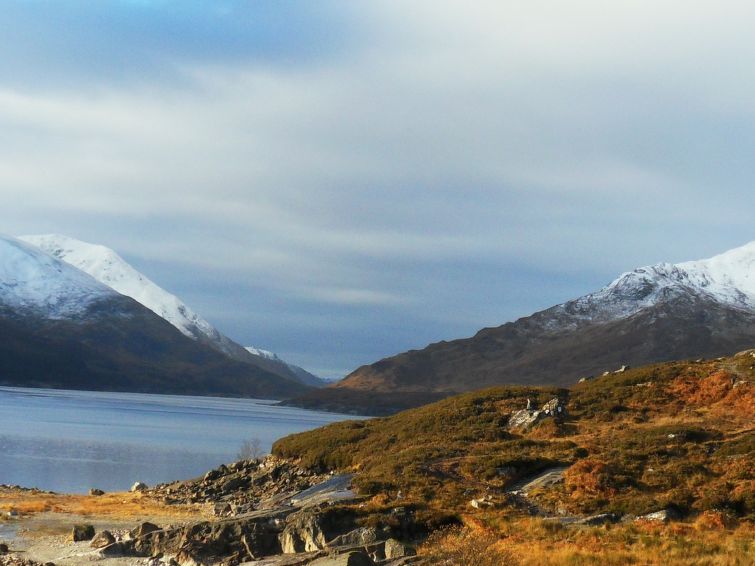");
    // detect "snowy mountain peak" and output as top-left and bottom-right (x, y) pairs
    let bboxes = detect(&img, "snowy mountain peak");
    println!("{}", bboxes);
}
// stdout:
(0, 234), (115, 318)
(677, 240), (755, 305)
(560, 240), (755, 324)
(20, 234), (323, 386)
(20, 234), (220, 342)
